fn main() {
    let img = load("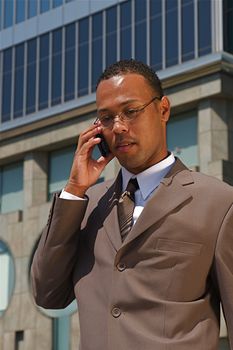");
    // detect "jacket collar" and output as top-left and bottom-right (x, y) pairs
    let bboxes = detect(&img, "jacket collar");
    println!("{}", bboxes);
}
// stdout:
(102, 158), (194, 252)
